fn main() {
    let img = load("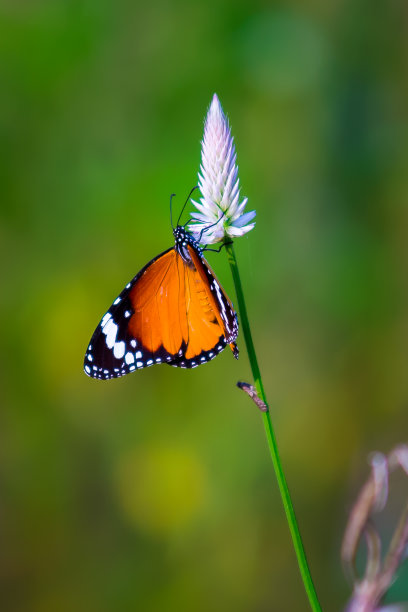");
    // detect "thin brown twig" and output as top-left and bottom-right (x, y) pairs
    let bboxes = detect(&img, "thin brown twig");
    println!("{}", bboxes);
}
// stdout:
(236, 381), (268, 412)
(379, 501), (408, 595)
